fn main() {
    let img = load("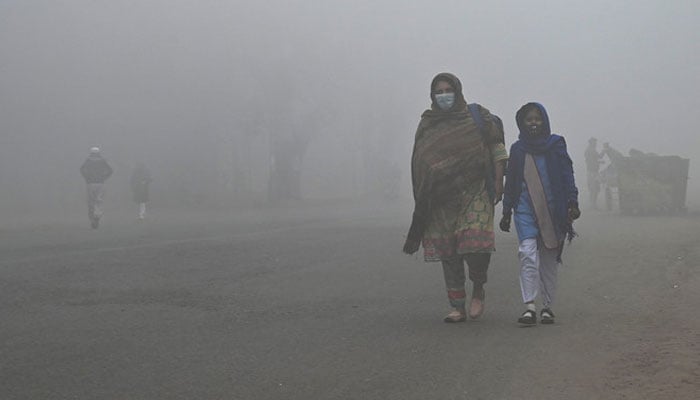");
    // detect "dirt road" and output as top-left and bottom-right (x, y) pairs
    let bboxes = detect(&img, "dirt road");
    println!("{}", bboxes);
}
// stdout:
(1, 203), (698, 399)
